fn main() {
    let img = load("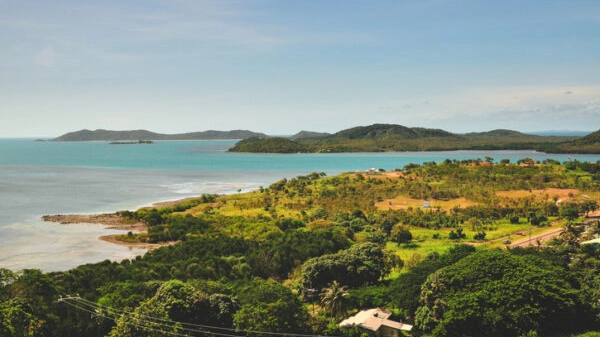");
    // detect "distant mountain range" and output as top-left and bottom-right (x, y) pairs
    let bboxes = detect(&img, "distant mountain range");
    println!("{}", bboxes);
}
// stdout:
(230, 124), (600, 154)
(52, 129), (268, 141)
(51, 125), (600, 154)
